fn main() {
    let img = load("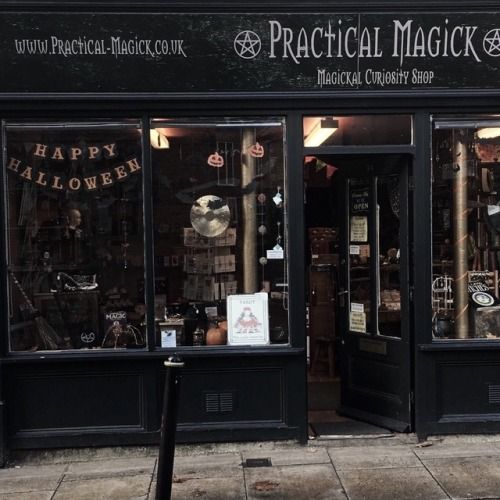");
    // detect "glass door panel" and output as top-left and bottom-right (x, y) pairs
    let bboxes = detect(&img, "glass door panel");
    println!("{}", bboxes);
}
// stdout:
(348, 181), (371, 334)
(377, 175), (402, 338)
